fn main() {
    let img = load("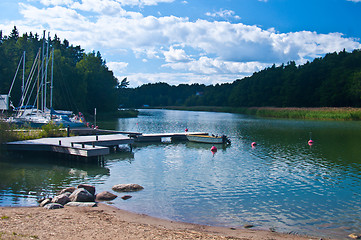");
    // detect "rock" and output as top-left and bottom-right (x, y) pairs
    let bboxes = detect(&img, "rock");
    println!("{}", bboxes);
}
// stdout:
(349, 233), (361, 239)
(51, 194), (71, 205)
(59, 187), (76, 195)
(77, 184), (96, 196)
(39, 198), (52, 207)
(69, 188), (95, 202)
(121, 195), (132, 200)
(95, 191), (118, 201)
(244, 224), (254, 229)
(65, 202), (97, 207)
(63, 192), (72, 197)
(43, 203), (64, 210)
(112, 184), (144, 192)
